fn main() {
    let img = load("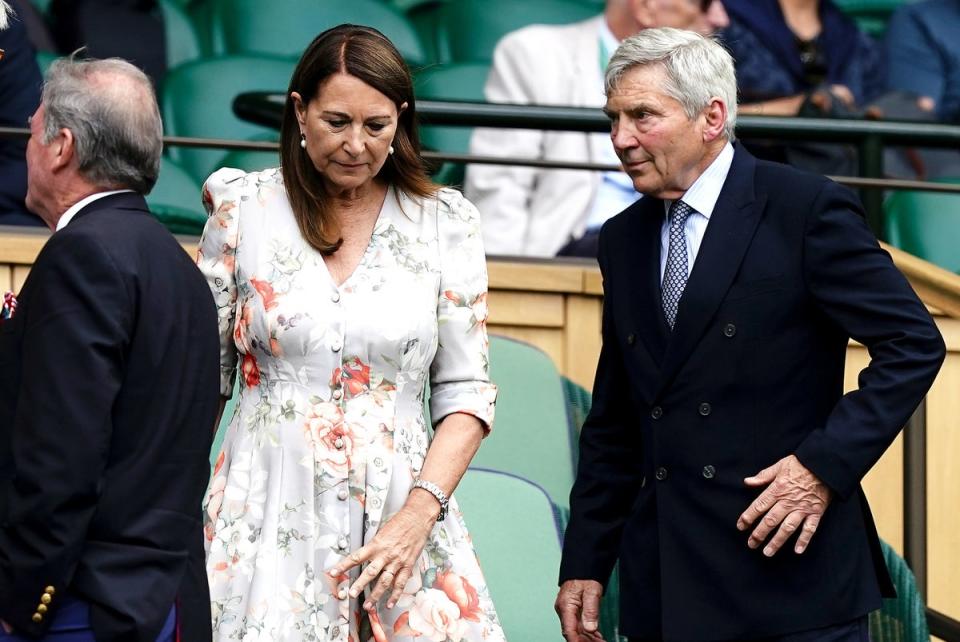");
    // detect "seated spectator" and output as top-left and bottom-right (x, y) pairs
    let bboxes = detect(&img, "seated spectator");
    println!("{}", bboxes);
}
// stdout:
(0, 0), (43, 226)
(465, 0), (728, 258)
(885, 0), (960, 124)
